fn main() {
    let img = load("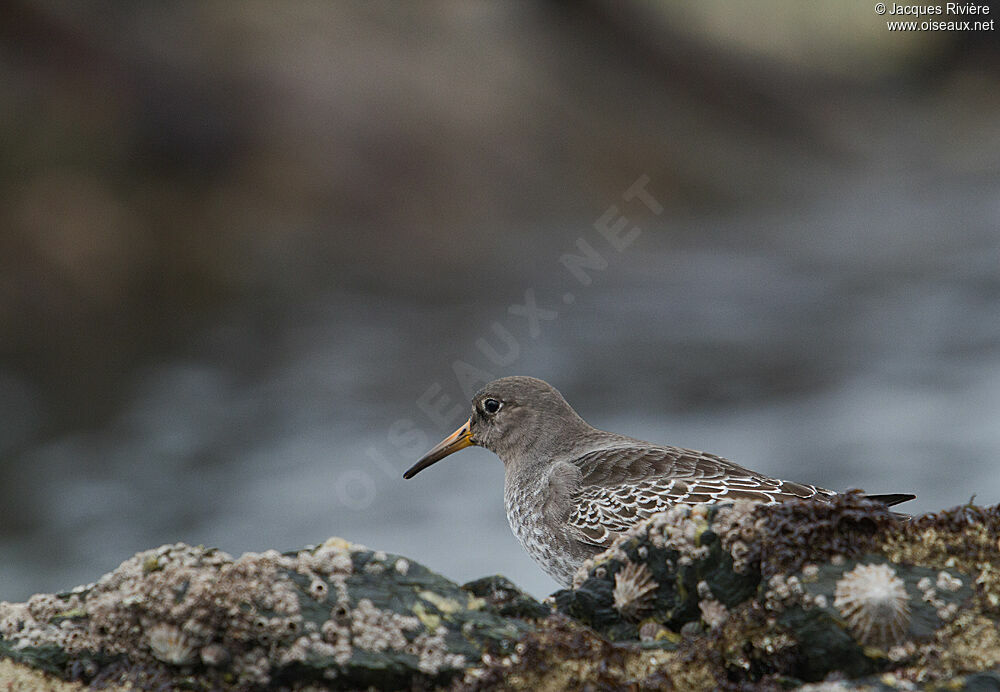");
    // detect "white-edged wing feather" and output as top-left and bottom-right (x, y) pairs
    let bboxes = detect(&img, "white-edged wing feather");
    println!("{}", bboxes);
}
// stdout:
(565, 445), (833, 549)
